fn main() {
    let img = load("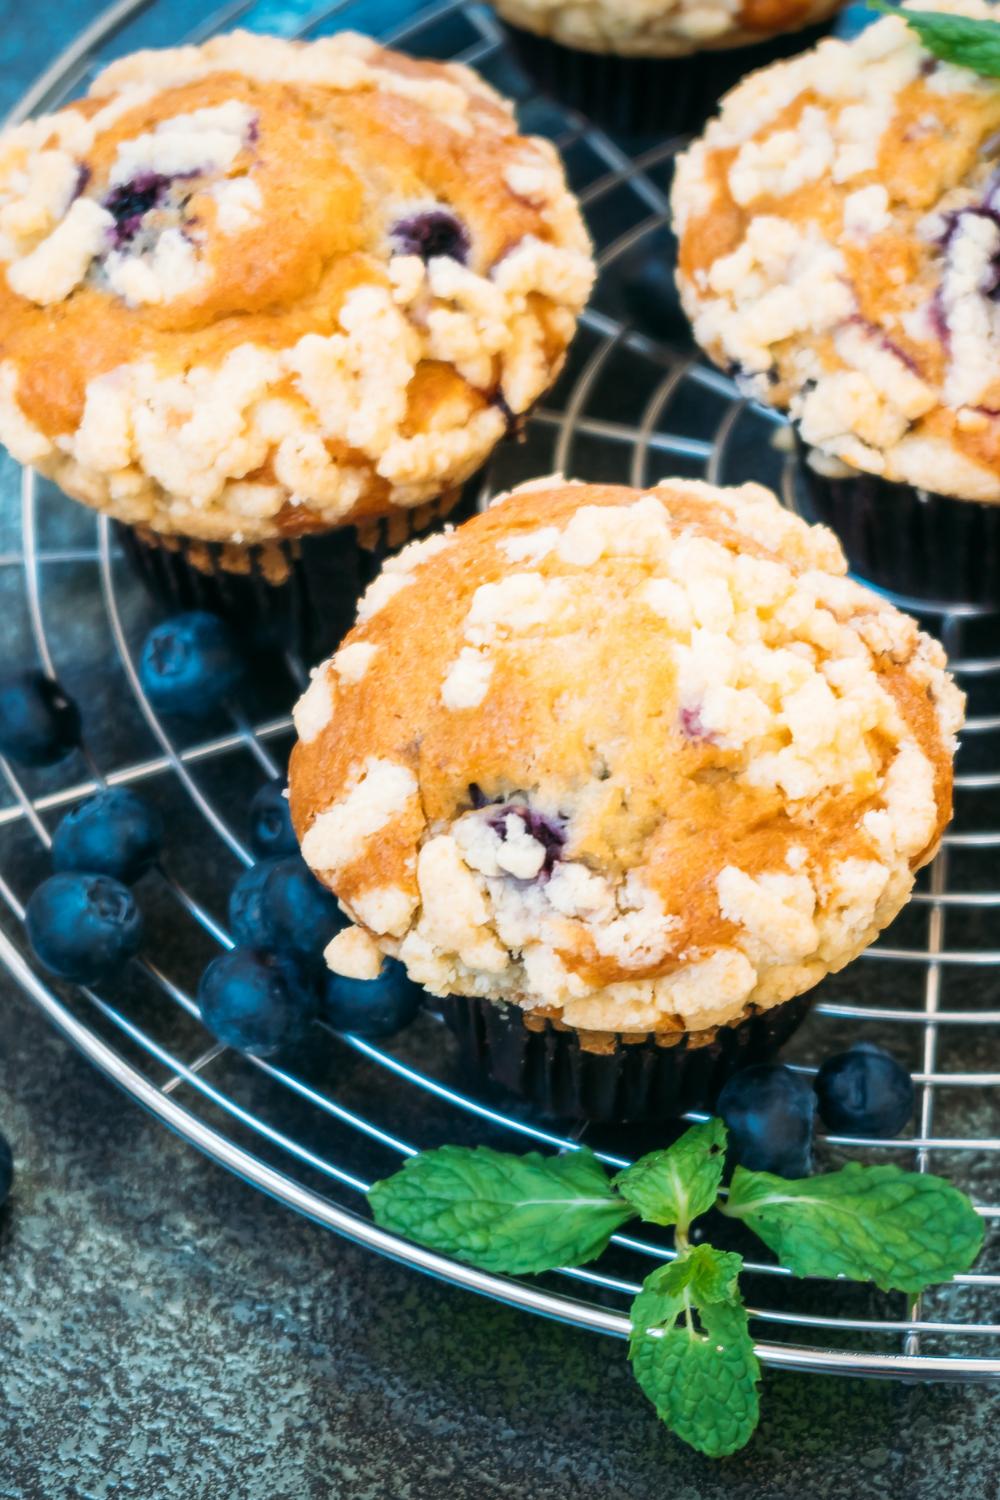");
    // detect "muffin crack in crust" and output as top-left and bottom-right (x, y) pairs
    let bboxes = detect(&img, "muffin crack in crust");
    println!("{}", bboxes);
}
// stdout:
(288, 478), (963, 1036)
(0, 32), (594, 542)
(671, 0), (1000, 502)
